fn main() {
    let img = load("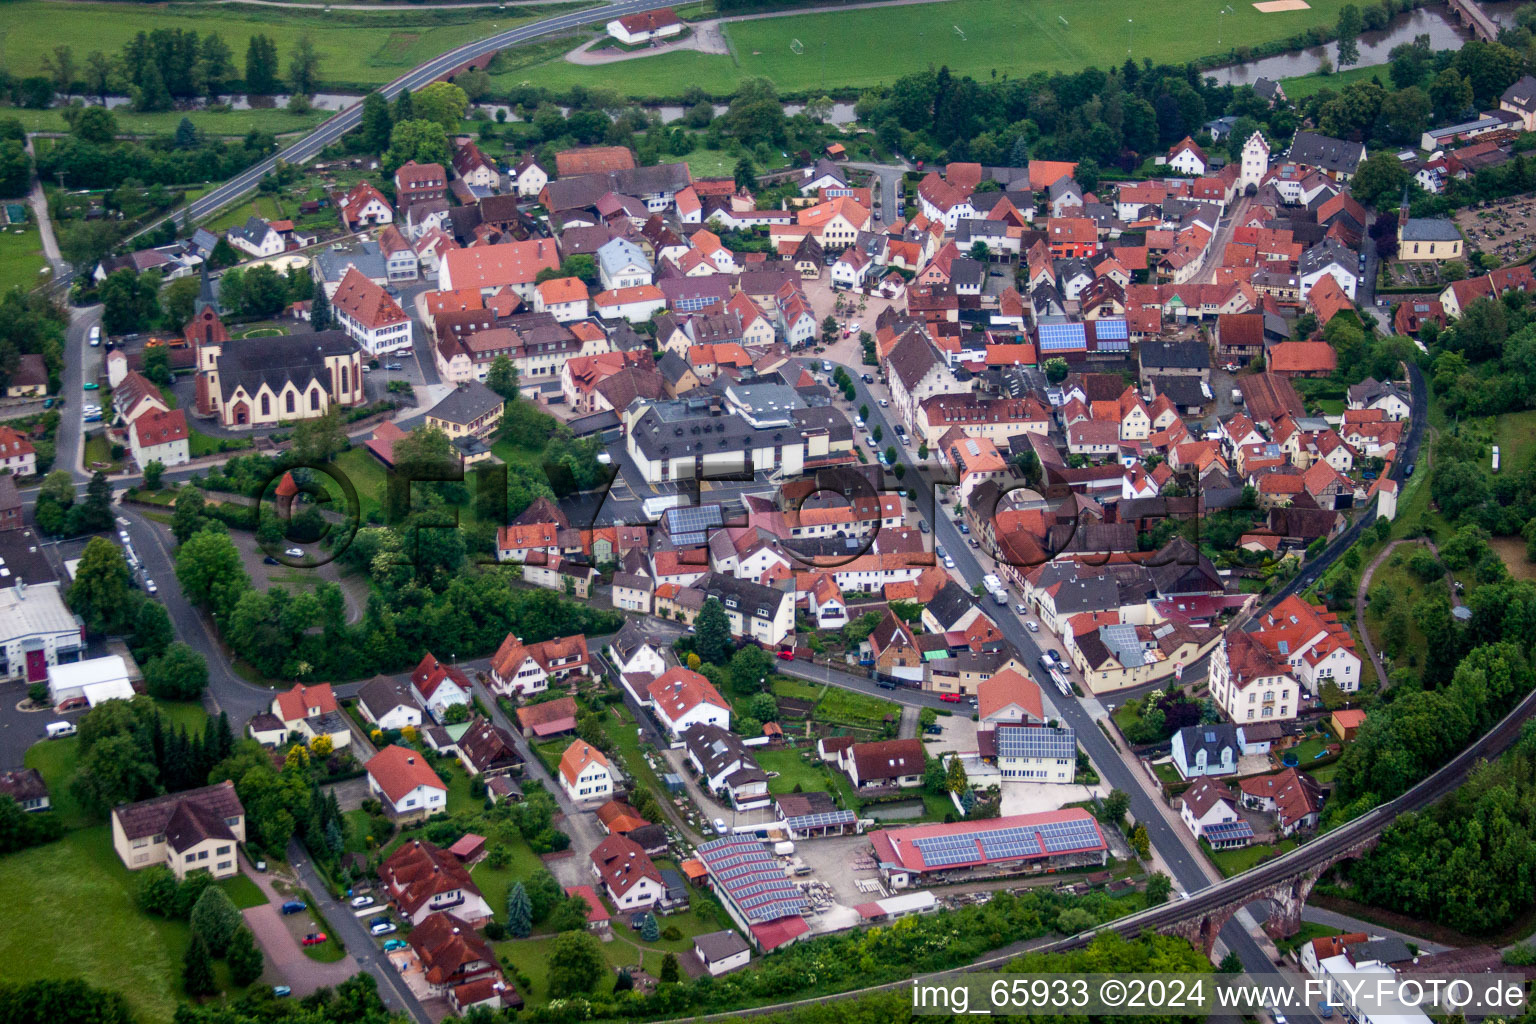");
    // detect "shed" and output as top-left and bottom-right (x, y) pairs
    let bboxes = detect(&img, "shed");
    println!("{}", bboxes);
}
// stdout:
(448, 833), (486, 864)
(1329, 708), (1366, 741)
(47, 655), (133, 707)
